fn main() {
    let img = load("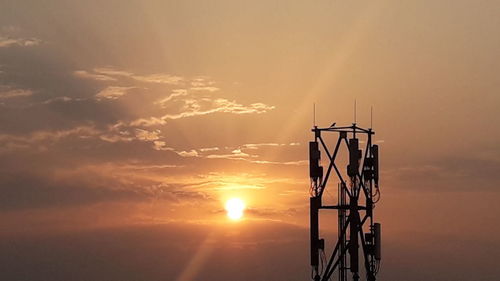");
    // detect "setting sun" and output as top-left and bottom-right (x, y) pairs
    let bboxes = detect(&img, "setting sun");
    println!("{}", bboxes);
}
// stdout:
(225, 198), (246, 220)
